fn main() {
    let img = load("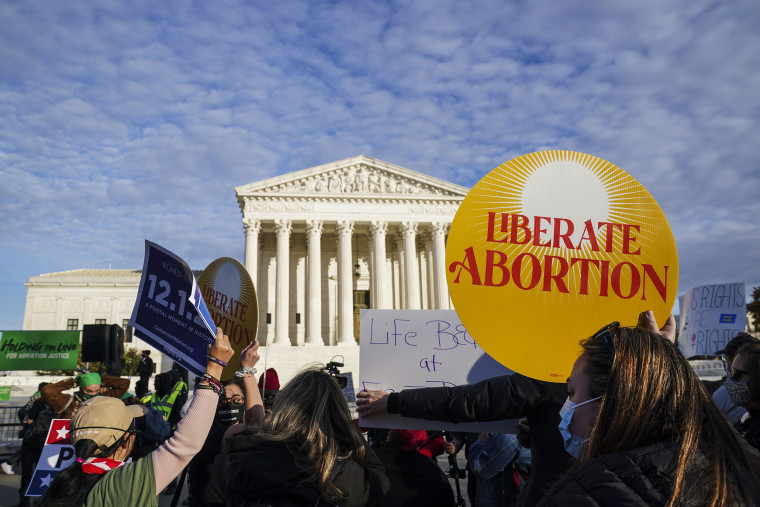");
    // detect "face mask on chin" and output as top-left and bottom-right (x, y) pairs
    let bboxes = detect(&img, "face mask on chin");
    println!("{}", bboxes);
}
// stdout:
(557, 396), (602, 460)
